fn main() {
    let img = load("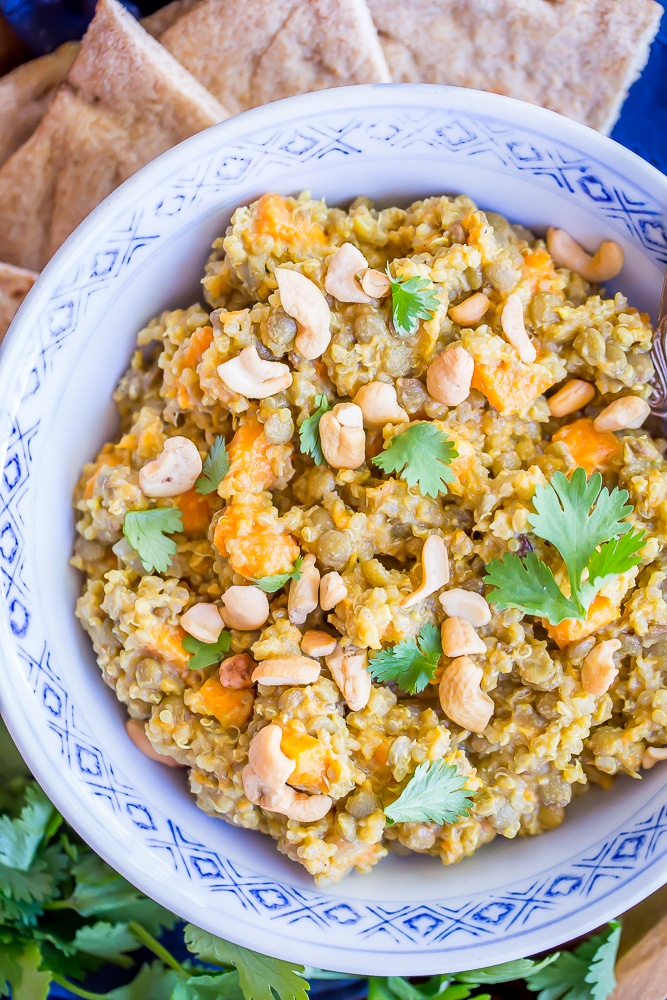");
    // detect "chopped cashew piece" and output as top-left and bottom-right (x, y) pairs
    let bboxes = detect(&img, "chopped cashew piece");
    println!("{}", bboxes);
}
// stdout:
(325, 644), (371, 711)
(642, 747), (667, 769)
(242, 763), (332, 821)
(354, 381), (409, 427)
(247, 724), (295, 786)
(448, 292), (490, 327)
(217, 346), (292, 399)
(401, 535), (450, 608)
(547, 227), (624, 283)
(252, 654), (321, 686)
(439, 656), (494, 733)
(288, 553), (320, 625)
(139, 436), (202, 497)
(180, 603), (225, 643)
(426, 345), (474, 406)
(581, 638), (622, 695)
(359, 268), (391, 298)
(548, 379), (595, 417)
(324, 243), (371, 303)
(125, 719), (183, 768)
(301, 630), (338, 658)
(593, 396), (651, 433)
(441, 617), (487, 658)
(319, 402), (366, 469)
(501, 293), (536, 364)
(218, 653), (256, 689)
(220, 586), (270, 630)
(439, 589), (491, 627)
(320, 571), (348, 610)
(275, 267), (332, 360)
